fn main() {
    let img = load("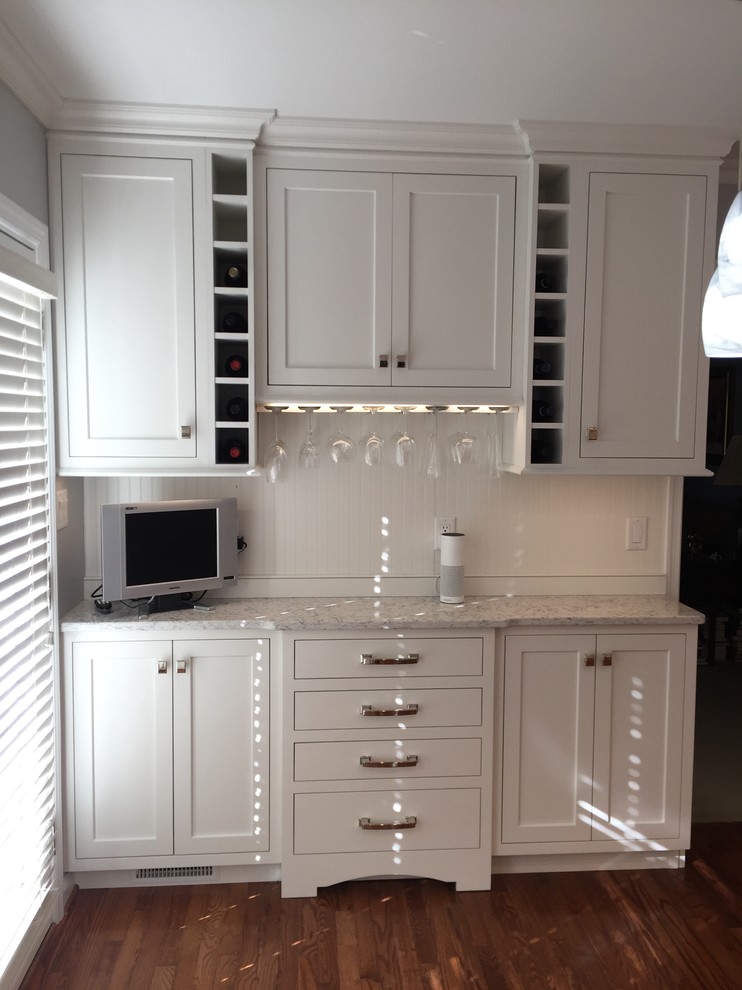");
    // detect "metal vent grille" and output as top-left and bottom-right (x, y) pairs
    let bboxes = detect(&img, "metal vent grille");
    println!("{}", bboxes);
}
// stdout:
(135, 866), (215, 883)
